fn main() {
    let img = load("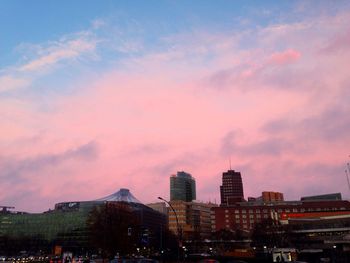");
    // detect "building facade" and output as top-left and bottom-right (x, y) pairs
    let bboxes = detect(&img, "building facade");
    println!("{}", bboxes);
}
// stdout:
(0, 189), (167, 255)
(262, 191), (284, 202)
(300, 192), (342, 201)
(211, 199), (350, 233)
(147, 202), (168, 215)
(168, 200), (216, 240)
(170, 171), (196, 202)
(220, 170), (244, 206)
